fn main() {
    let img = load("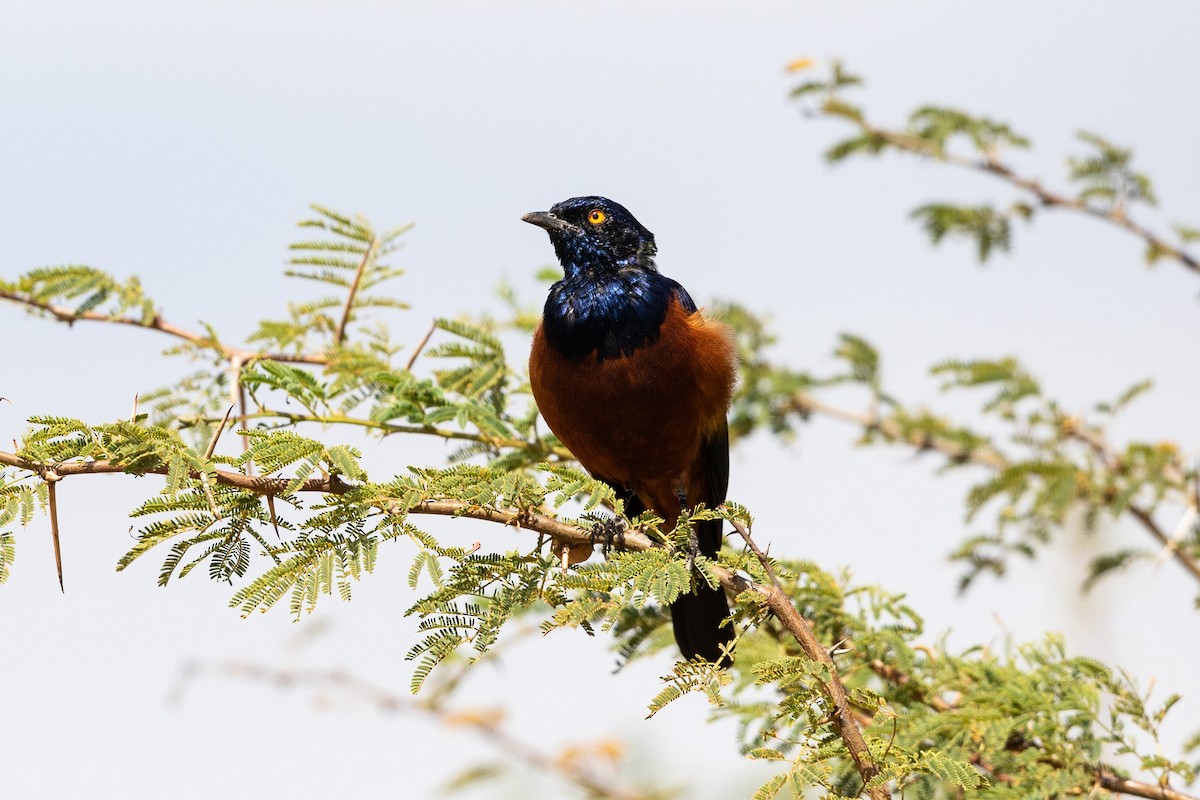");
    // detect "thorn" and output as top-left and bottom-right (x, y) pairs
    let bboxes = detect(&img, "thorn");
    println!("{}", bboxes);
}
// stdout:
(266, 494), (280, 538)
(130, 392), (139, 423)
(46, 477), (63, 592)
(560, 543), (570, 572)
(204, 405), (236, 460)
